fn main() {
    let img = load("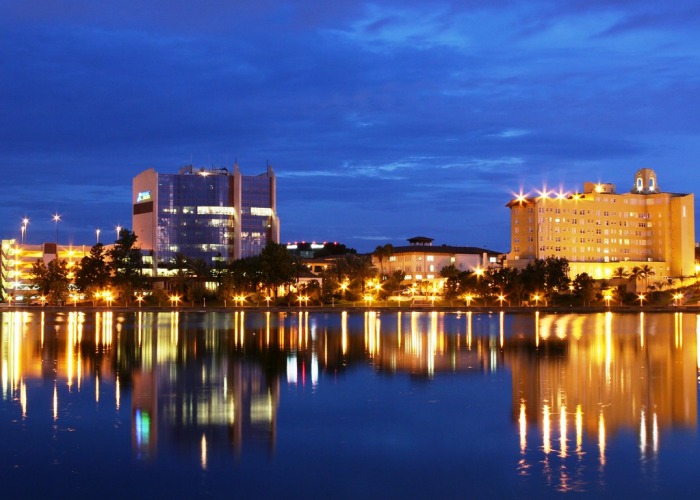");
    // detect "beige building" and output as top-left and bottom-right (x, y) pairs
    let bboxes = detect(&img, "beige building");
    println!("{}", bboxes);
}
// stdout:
(505, 168), (695, 282)
(374, 236), (500, 284)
